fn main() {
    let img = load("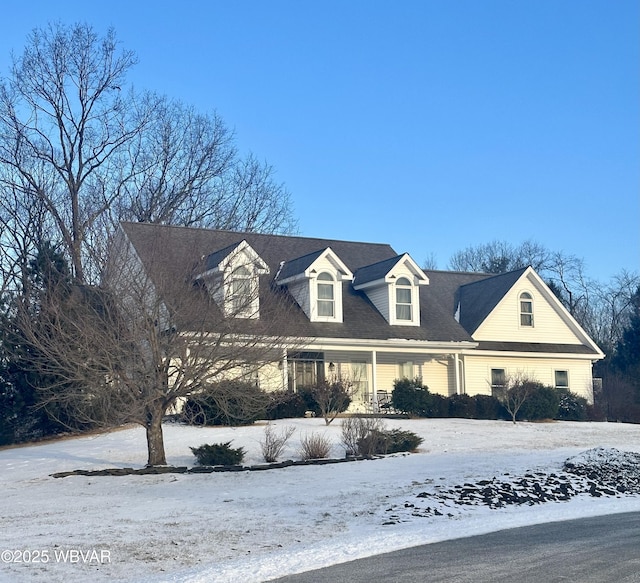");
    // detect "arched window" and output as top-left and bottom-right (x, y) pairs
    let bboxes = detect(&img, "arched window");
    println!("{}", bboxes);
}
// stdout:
(519, 292), (534, 327)
(396, 277), (412, 321)
(317, 272), (335, 317)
